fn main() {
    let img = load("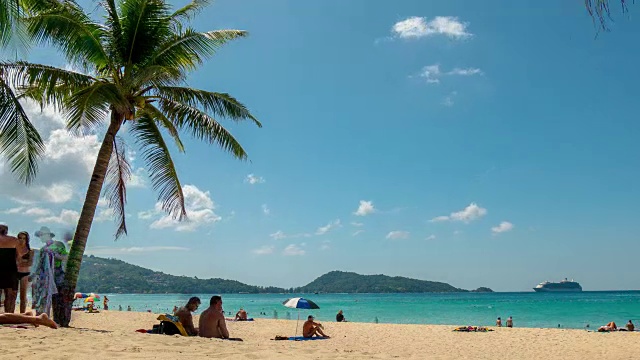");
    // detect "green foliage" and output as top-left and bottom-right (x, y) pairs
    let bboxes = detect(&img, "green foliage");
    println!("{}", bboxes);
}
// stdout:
(294, 271), (486, 294)
(76, 255), (287, 294)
